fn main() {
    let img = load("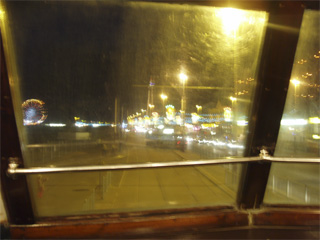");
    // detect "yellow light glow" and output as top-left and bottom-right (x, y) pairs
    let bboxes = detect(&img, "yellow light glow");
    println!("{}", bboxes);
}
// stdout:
(312, 134), (320, 140)
(224, 107), (232, 122)
(291, 79), (300, 86)
(309, 117), (320, 124)
(0, 8), (5, 20)
(160, 94), (167, 100)
(229, 96), (237, 102)
(217, 8), (245, 35)
(179, 73), (188, 83)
